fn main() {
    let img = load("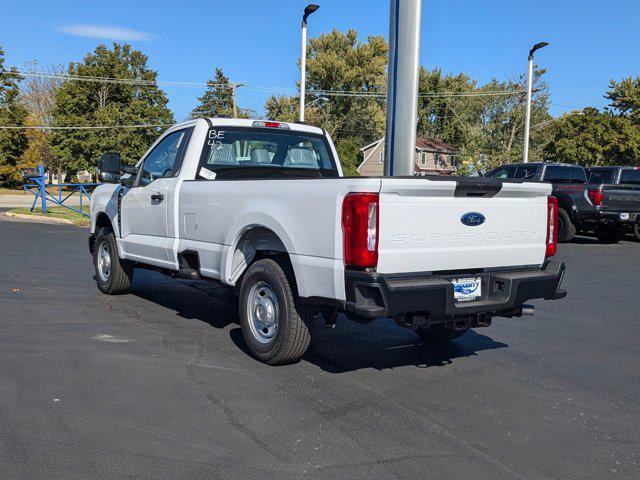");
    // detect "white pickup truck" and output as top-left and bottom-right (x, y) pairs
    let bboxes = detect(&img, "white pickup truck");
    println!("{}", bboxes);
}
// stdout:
(90, 118), (566, 365)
